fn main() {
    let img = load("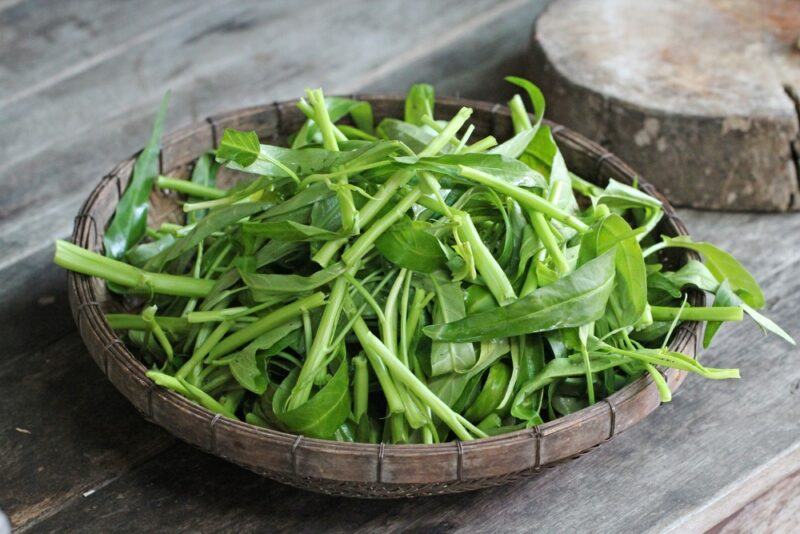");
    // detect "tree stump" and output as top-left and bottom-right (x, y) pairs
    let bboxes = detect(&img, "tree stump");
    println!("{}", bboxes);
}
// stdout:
(529, 0), (800, 211)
